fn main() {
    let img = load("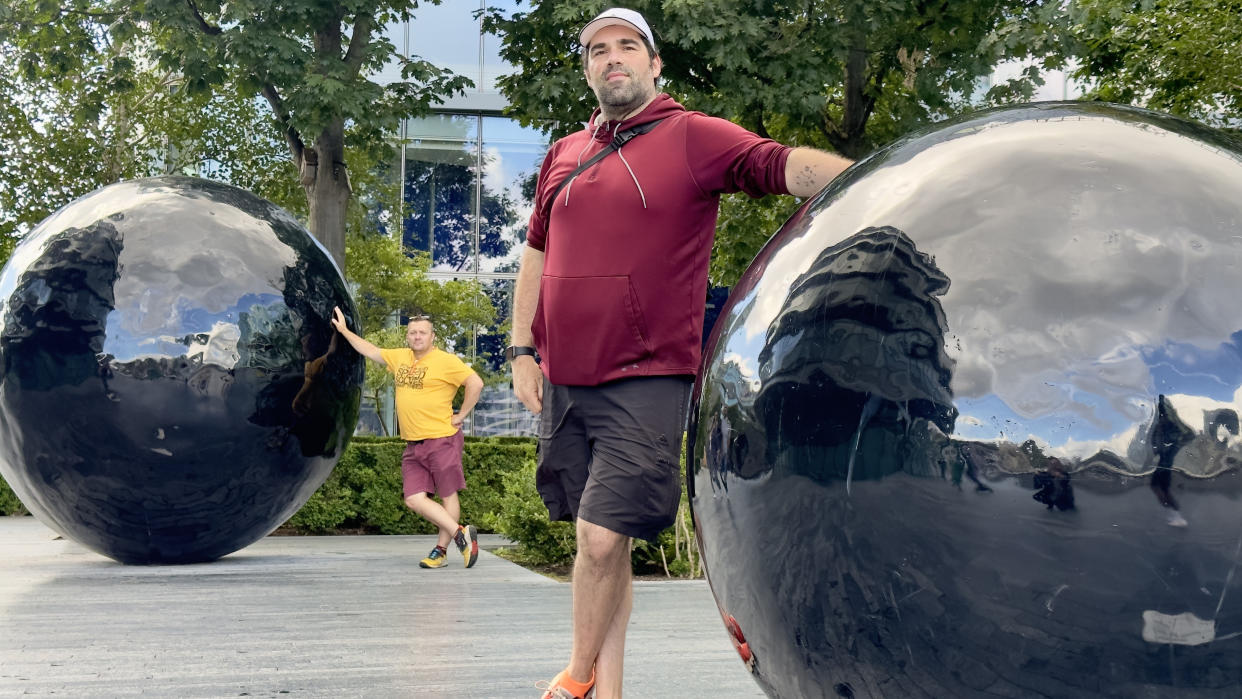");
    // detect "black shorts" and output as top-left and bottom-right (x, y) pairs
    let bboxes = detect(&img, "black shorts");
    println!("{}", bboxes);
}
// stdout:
(536, 375), (692, 541)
